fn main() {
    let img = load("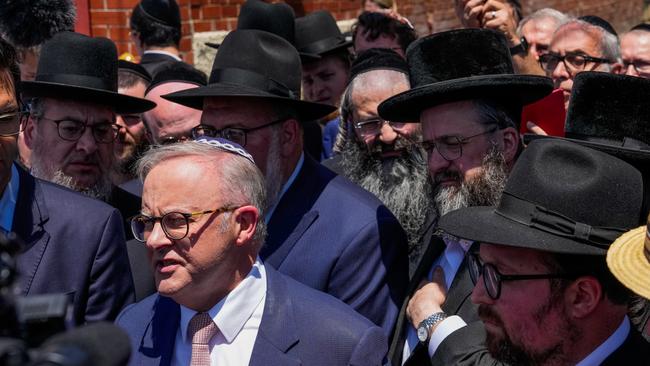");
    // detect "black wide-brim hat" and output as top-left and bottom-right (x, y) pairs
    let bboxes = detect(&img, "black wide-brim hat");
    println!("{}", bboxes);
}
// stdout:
(378, 29), (553, 122)
(163, 30), (336, 121)
(294, 10), (352, 62)
(438, 139), (644, 255)
(22, 32), (155, 114)
(525, 72), (650, 165)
